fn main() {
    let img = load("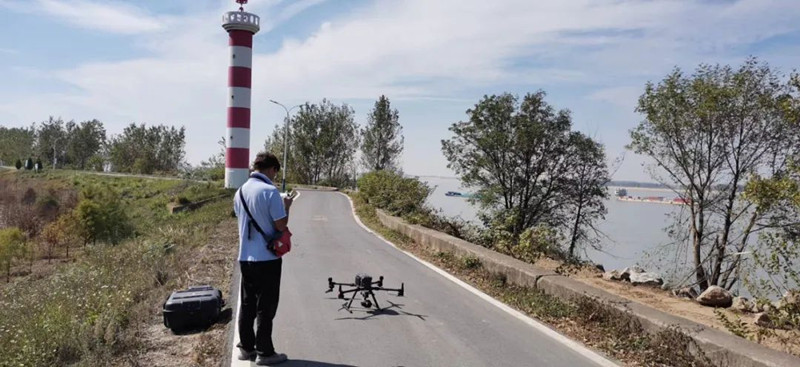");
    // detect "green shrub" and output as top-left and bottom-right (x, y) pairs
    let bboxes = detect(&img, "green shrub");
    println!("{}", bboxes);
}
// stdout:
(512, 224), (563, 263)
(357, 171), (431, 216)
(74, 186), (134, 245)
(461, 255), (481, 269)
(207, 166), (224, 181)
(0, 227), (27, 282)
(35, 194), (61, 221)
(86, 155), (105, 172)
(131, 157), (154, 174)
